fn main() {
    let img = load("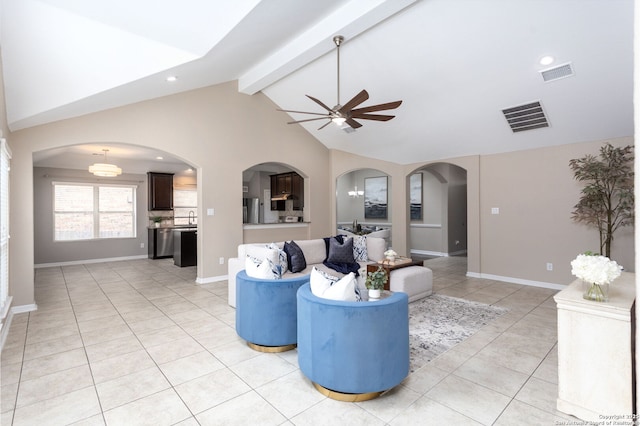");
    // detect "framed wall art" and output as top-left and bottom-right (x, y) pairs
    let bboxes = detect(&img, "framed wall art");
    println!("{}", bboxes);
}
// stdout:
(364, 176), (388, 219)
